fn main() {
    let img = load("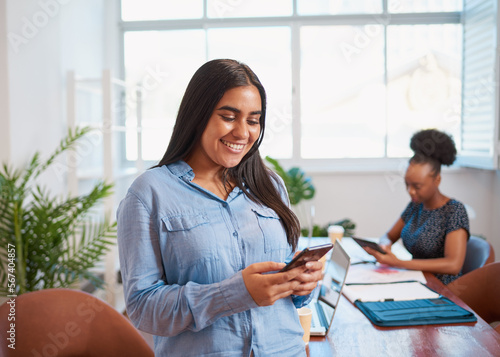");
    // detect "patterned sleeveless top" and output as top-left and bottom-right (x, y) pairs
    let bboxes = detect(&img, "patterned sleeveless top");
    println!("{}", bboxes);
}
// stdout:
(401, 199), (470, 284)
